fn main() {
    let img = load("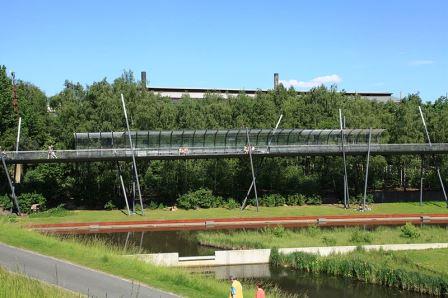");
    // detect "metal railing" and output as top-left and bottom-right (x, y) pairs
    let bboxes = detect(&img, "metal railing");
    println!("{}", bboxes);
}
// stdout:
(3, 143), (448, 164)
